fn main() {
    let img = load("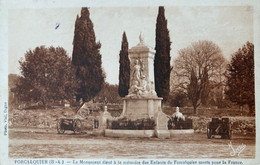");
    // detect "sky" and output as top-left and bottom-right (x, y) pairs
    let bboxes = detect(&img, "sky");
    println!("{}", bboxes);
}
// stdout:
(8, 6), (253, 85)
